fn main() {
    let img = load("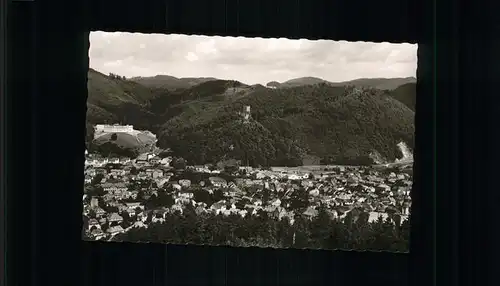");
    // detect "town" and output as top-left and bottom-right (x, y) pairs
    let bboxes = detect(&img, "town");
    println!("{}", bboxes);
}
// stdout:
(82, 149), (413, 242)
